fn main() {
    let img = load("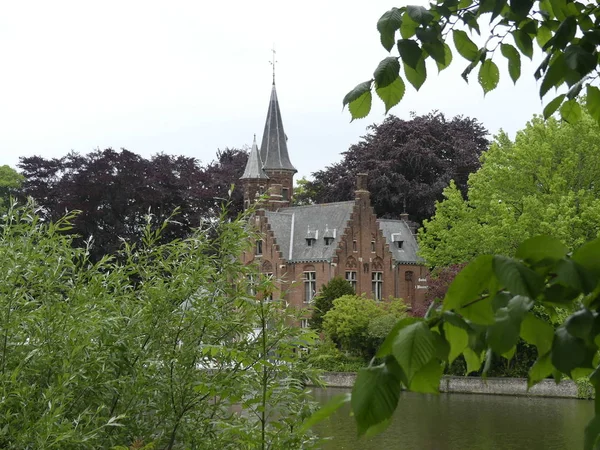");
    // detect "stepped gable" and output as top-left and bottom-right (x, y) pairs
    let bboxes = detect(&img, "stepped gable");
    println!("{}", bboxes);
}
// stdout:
(378, 219), (421, 264)
(264, 201), (354, 263)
